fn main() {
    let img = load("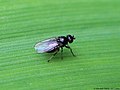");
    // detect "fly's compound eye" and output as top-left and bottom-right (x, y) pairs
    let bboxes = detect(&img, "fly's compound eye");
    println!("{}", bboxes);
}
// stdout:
(66, 35), (75, 43)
